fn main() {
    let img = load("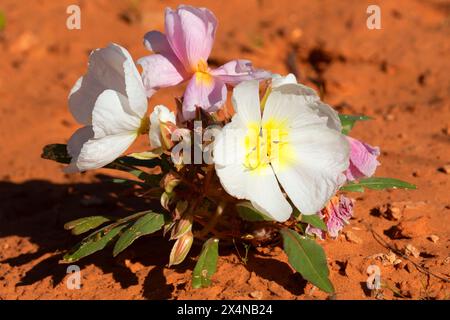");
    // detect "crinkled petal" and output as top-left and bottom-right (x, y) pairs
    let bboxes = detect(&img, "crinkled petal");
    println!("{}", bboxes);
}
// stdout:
(138, 53), (187, 97)
(69, 43), (147, 125)
(149, 105), (176, 148)
(165, 5), (217, 70)
(182, 73), (226, 120)
(345, 136), (380, 181)
(210, 60), (271, 85)
(326, 195), (354, 238)
(305, 225), (326, 240)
